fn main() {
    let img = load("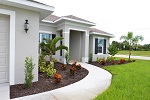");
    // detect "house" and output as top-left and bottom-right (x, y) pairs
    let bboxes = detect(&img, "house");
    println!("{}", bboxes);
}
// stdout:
(0, 0), (114, 85)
